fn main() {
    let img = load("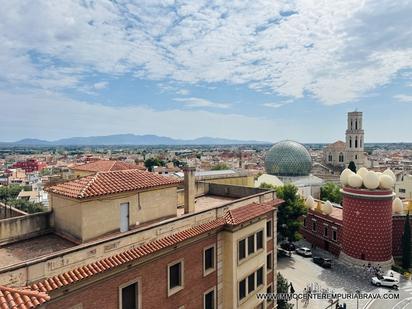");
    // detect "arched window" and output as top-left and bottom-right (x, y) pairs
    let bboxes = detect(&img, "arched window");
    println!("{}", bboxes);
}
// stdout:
(351, 120), (353, 130)
(355, 120), (358, 130)
(360, 137), (362, 148)
(339, 153), (344, 162)
(349, 137), (352, 148)
(355, 136), (358, 148)
(355, 155), (358, 160)
(328, 153), (332, 162)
